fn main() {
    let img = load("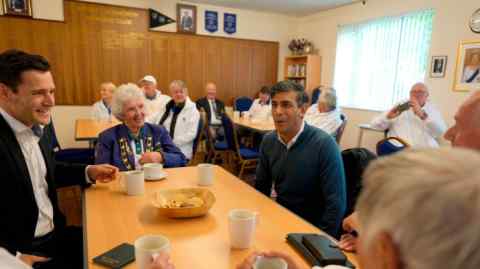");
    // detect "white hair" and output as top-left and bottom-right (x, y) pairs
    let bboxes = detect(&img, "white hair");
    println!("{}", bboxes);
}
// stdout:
(100, 82), (116, 92)
(317, 87), (337, 111)
(357, 148), (480, 269)
(111, 83), (144, 120)
(169, 80), (188, 95)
